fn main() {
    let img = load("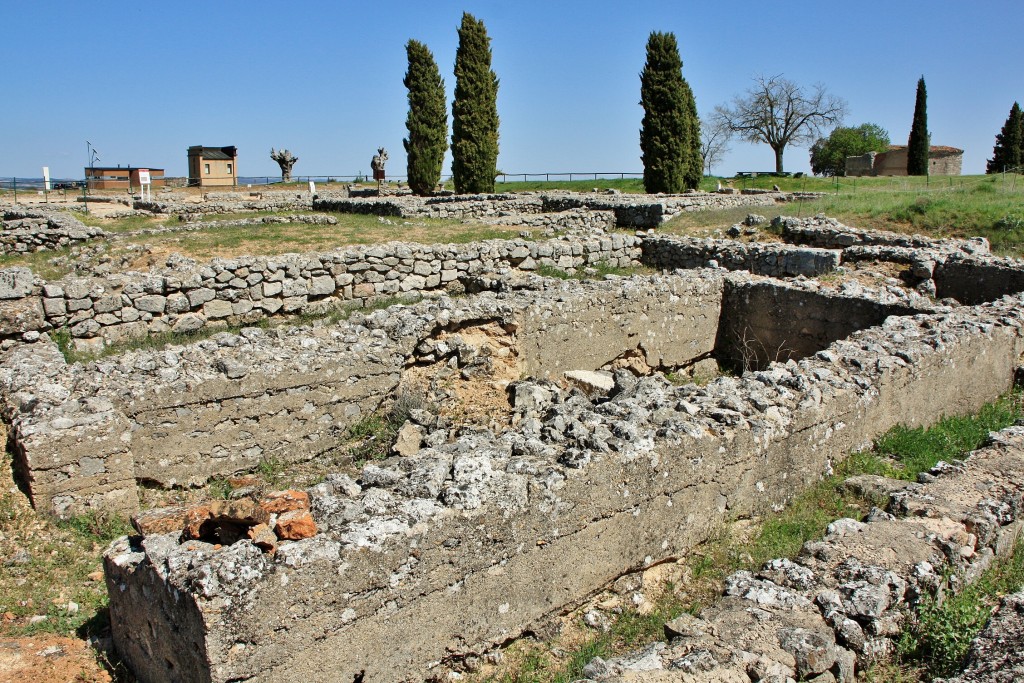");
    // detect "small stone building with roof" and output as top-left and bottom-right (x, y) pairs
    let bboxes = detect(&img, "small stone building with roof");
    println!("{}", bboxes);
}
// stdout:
(187, 146), (238, 187)
(846, 145), (963, 176)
